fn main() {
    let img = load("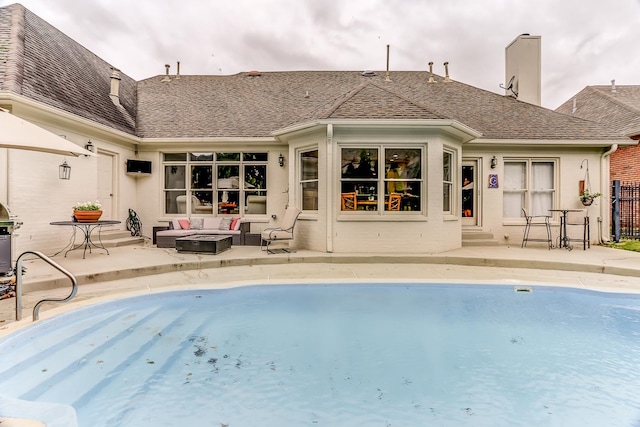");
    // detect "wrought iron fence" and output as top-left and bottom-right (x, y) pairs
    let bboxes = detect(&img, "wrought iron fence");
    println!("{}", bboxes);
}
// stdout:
(611, 180), (640, 241)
